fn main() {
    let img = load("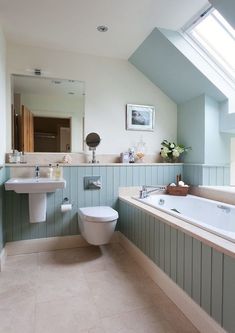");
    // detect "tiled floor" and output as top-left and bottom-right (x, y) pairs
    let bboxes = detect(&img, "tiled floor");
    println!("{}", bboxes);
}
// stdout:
(0, 243), (199, 333)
